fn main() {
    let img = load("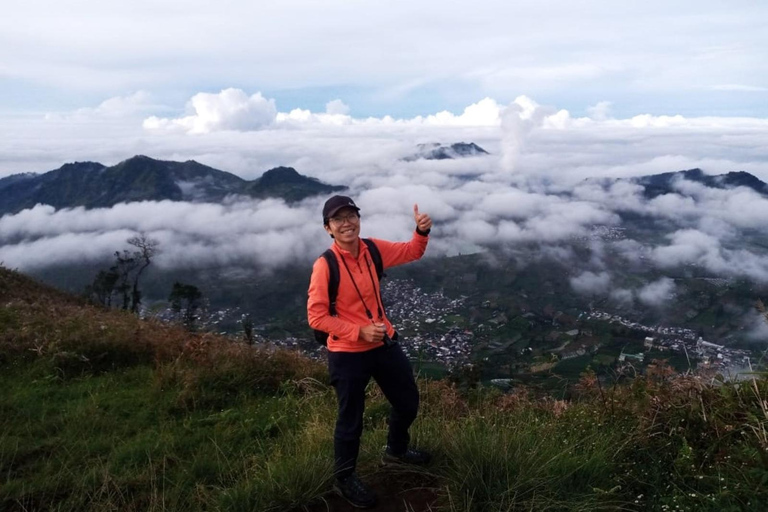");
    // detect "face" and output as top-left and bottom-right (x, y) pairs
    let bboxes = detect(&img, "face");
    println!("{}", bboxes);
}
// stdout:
(325, 207), (361, 243)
